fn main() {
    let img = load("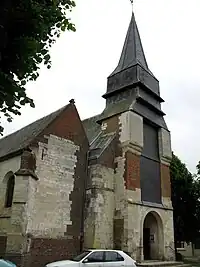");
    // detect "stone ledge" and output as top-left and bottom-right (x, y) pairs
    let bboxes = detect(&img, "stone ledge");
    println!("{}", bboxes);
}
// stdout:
(120, 141), (142, 155)
(0, 207), (11, 218)
(127, 200), (173, 211)
(86, 186), (114, 192)
(15, 169), (38, 180)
